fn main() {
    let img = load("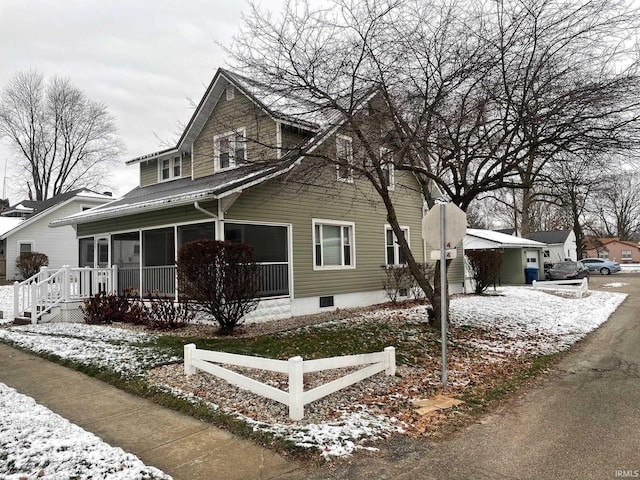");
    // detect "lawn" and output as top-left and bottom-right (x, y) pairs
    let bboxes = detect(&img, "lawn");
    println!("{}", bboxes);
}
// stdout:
(0, 285), (628, 461)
